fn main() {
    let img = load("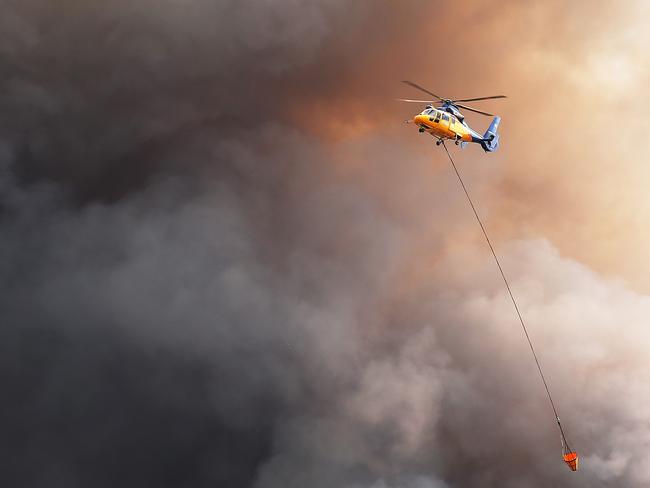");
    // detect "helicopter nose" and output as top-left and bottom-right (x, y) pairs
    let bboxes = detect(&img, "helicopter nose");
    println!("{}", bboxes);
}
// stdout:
(414, 114), (426, 125)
